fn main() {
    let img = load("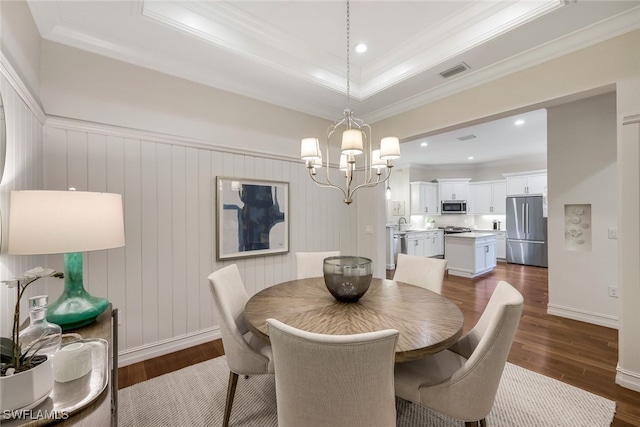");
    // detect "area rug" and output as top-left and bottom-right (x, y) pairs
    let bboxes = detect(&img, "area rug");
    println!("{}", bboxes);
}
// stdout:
(119, 356), (615, 427)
